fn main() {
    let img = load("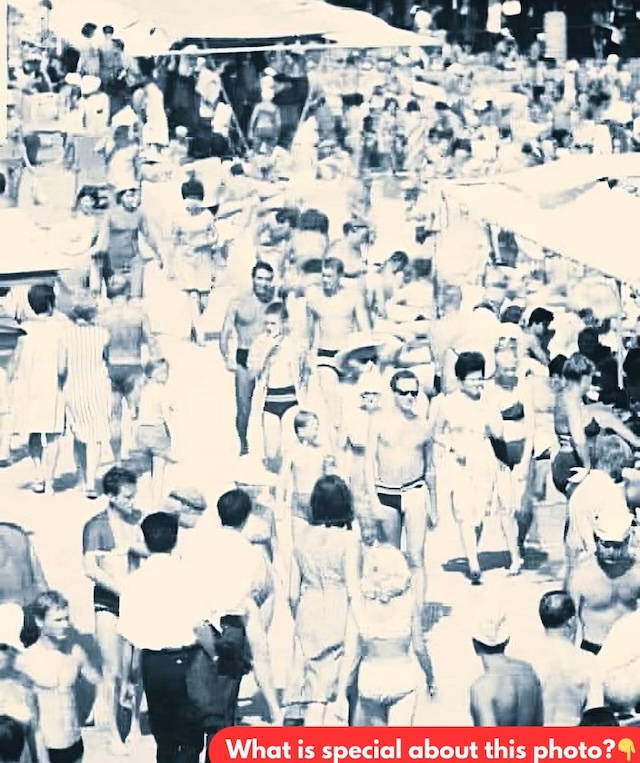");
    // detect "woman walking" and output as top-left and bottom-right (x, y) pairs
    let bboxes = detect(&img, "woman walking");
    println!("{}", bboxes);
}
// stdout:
(61, 299), (112, 498)
(11, 285), (66, 495)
